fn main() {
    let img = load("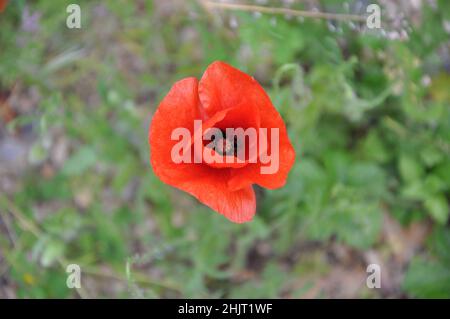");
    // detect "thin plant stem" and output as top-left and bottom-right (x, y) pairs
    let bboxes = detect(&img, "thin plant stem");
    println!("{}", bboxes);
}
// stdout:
(200, 0), (367, 22)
